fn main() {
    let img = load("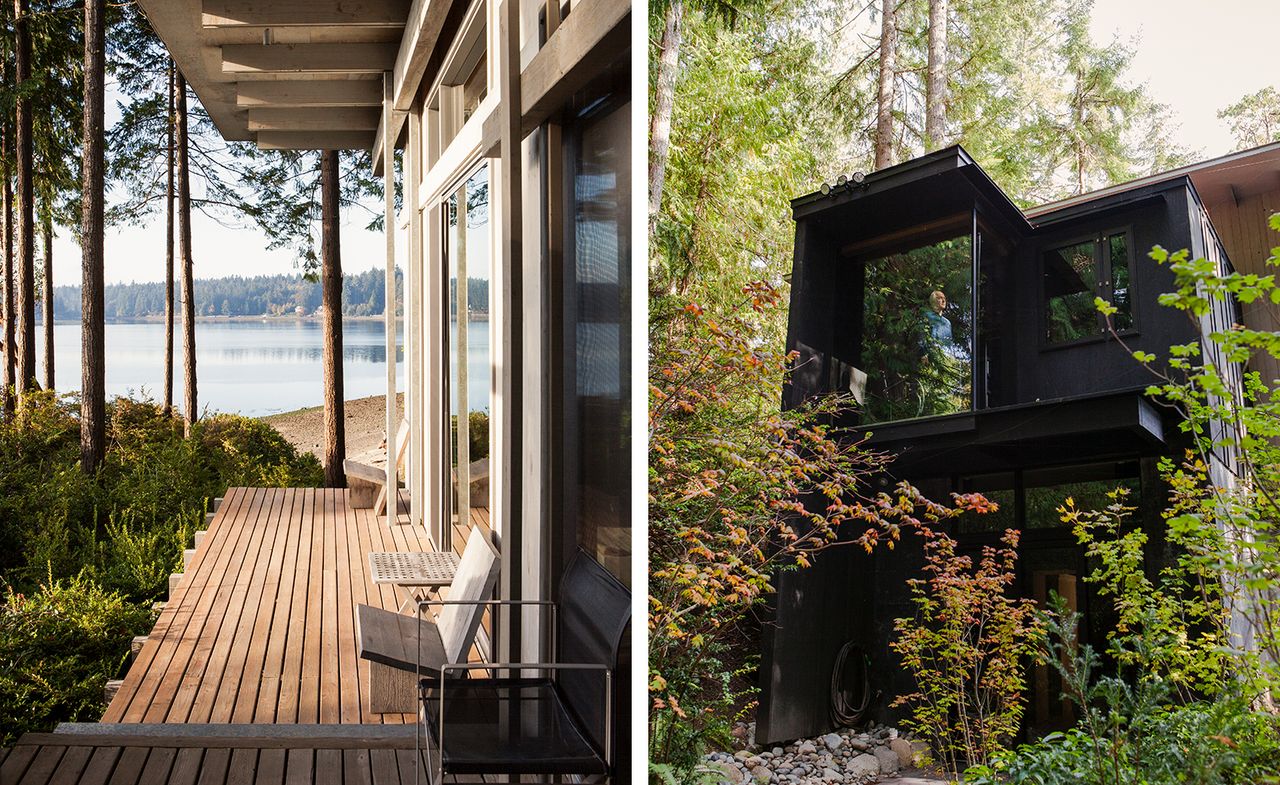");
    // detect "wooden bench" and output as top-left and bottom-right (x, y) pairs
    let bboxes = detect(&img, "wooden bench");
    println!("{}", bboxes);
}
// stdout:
(344, 419), (408, 514)
(356, 526), (499, 713)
